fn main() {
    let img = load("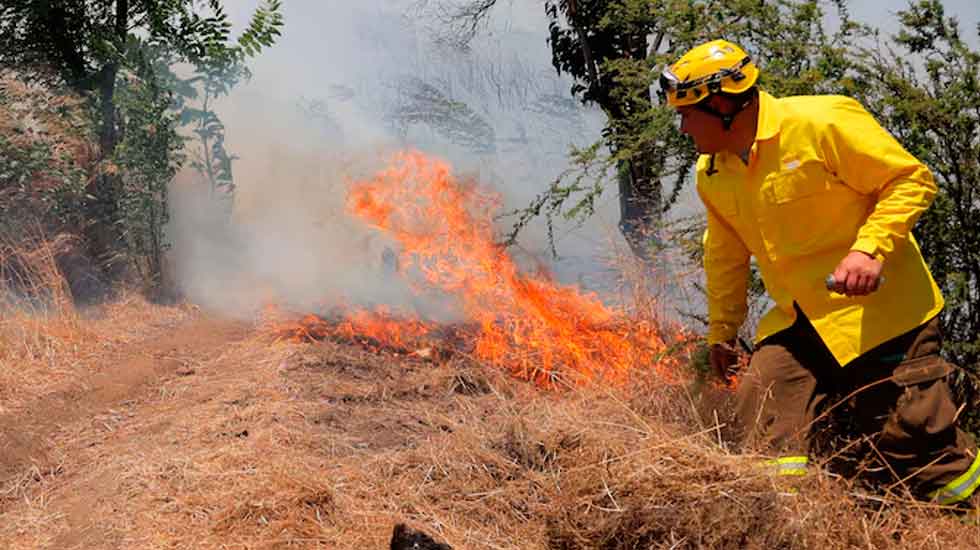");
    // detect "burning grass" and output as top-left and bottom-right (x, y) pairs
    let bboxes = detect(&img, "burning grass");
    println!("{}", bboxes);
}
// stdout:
(249, 151), (979, 547)
(270, 151), (695, 389)
(266, 308), (441, 354)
